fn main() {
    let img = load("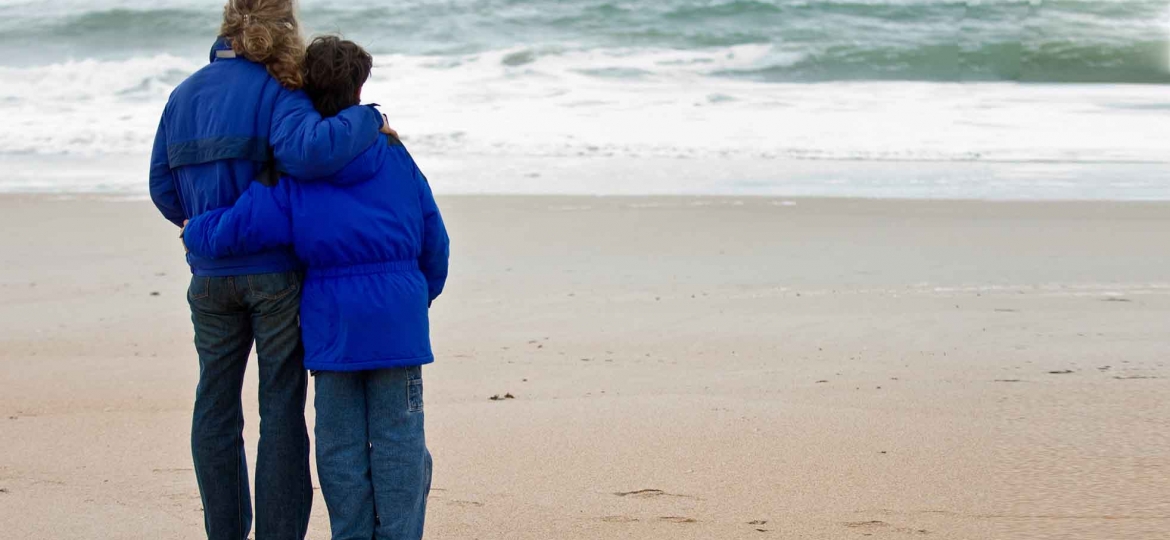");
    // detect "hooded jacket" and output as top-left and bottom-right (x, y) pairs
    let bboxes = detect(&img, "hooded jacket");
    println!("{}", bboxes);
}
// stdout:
(182, 135), (450, 371)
